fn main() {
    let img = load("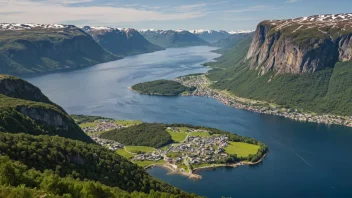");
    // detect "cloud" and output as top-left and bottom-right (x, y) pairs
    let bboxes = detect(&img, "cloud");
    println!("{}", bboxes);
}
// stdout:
(0, 0), (208, 26)
(286, 0), (298, 3)
(224, 5), (277, 13)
